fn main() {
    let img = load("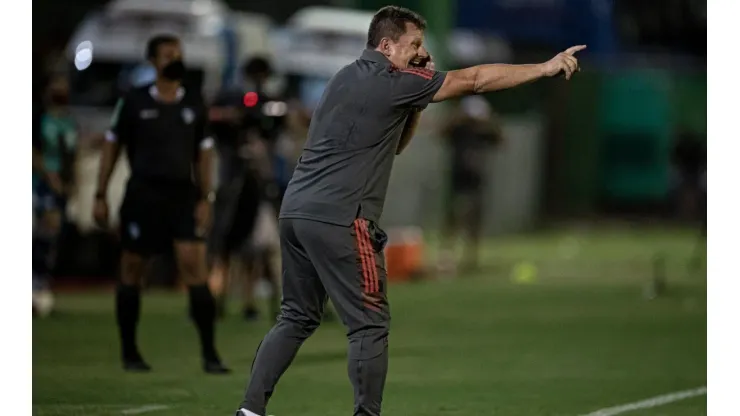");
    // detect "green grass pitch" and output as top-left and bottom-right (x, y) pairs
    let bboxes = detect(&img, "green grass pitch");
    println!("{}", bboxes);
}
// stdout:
(33, 227), (706, 415)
